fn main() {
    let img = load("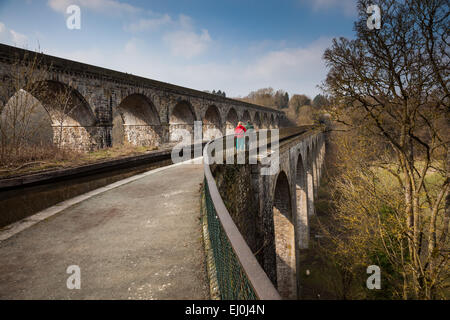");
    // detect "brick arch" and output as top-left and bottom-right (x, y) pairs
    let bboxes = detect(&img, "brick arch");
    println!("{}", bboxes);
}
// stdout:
(112, 93), (161, 147)
(272, 170), (297, 300)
